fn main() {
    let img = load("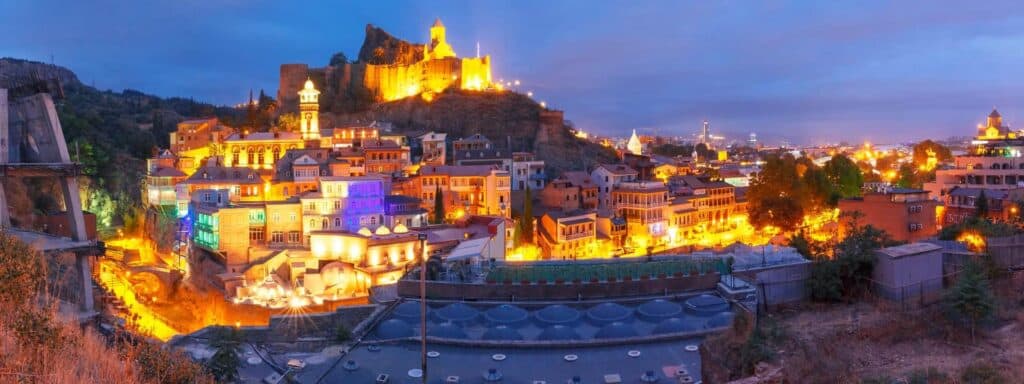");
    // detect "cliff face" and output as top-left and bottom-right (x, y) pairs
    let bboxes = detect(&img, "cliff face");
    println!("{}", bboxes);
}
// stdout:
(356, 24), (425, 65)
